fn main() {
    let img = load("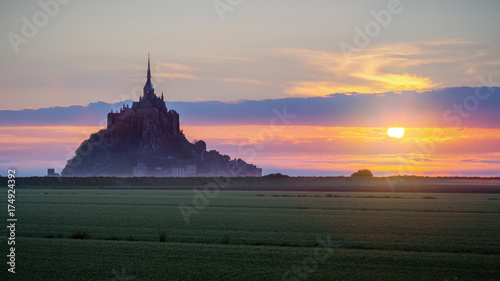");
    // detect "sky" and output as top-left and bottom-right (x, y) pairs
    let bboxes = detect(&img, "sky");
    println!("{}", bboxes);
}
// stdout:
(1, 0), (500, 176)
